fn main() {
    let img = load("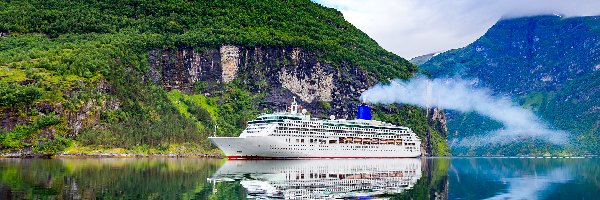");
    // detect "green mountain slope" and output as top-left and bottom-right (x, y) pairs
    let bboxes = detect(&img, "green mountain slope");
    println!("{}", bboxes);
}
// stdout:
(0, 0), (414, 81)
(420, 15), (600, 155)
(0, 0), (449, 155)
